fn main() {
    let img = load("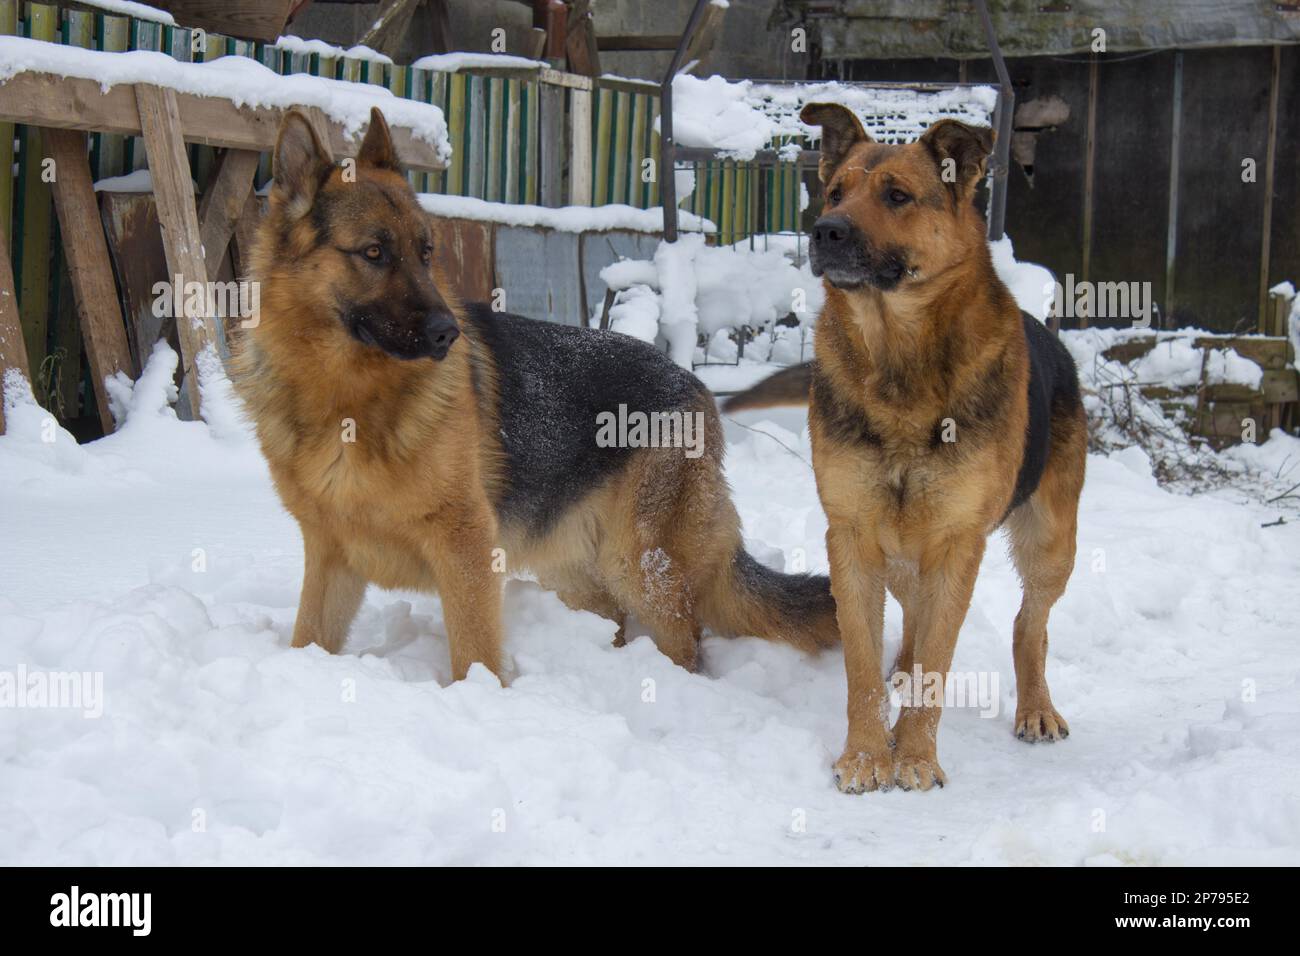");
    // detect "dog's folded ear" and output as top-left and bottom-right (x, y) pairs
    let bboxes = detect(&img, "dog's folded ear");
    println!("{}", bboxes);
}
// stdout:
(272, 109), (332, 219)
(357, 106), (401, 172)
(920, 119), (994, 199)
(800, 102), (871, 184)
